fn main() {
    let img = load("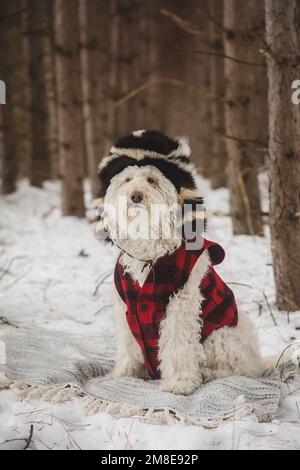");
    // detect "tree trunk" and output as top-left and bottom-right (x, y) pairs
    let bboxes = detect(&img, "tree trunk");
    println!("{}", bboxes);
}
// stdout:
(54, 0), (85, 217)
(223, 0), (264, 235)
(26, 0), (51, 187)
(44, 0), (59, 179)
(113, 0), (136, 138)
(208, 0), (227, 189)
(78, 0), (110, 198)
(0, 98), (17, 195)
(0, 0), (18, 194)
(19, 0), (32, 179)
(265, 0), (300, 310)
